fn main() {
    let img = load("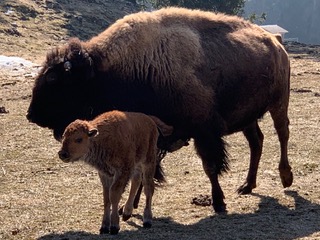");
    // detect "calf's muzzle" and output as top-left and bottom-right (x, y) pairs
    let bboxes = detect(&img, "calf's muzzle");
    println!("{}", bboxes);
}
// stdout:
(58, 150), (70, 161)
